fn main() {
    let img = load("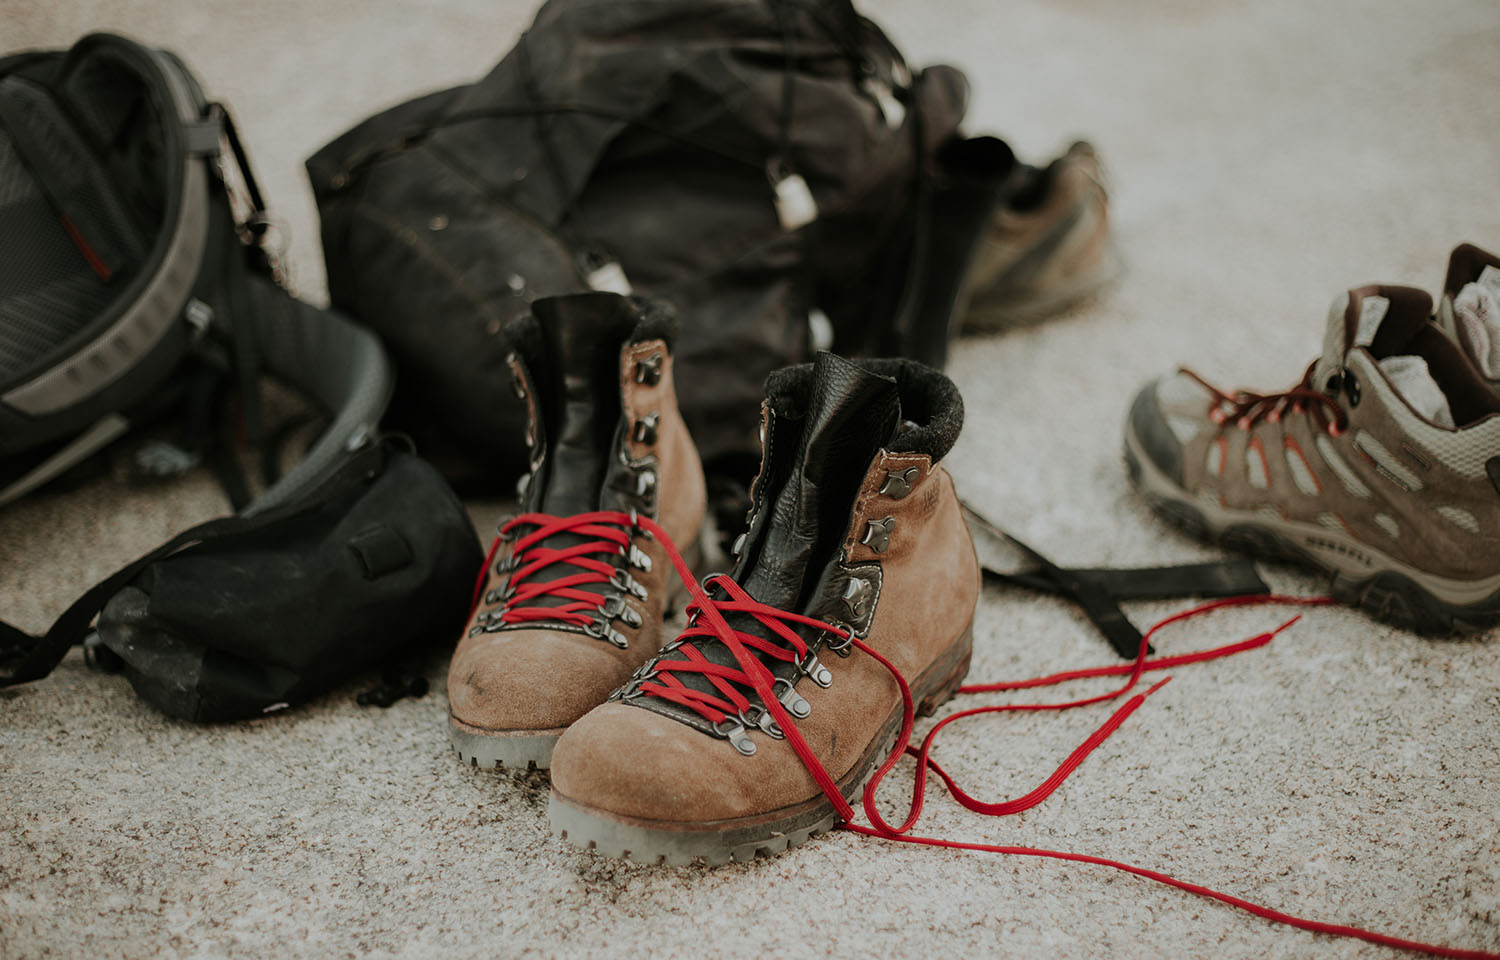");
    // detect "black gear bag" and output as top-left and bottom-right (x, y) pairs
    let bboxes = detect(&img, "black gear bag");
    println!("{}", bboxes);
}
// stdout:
(0, 34), (483, 720)
(308, 0), (1010, 494)
(0, 437), (480, 721)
